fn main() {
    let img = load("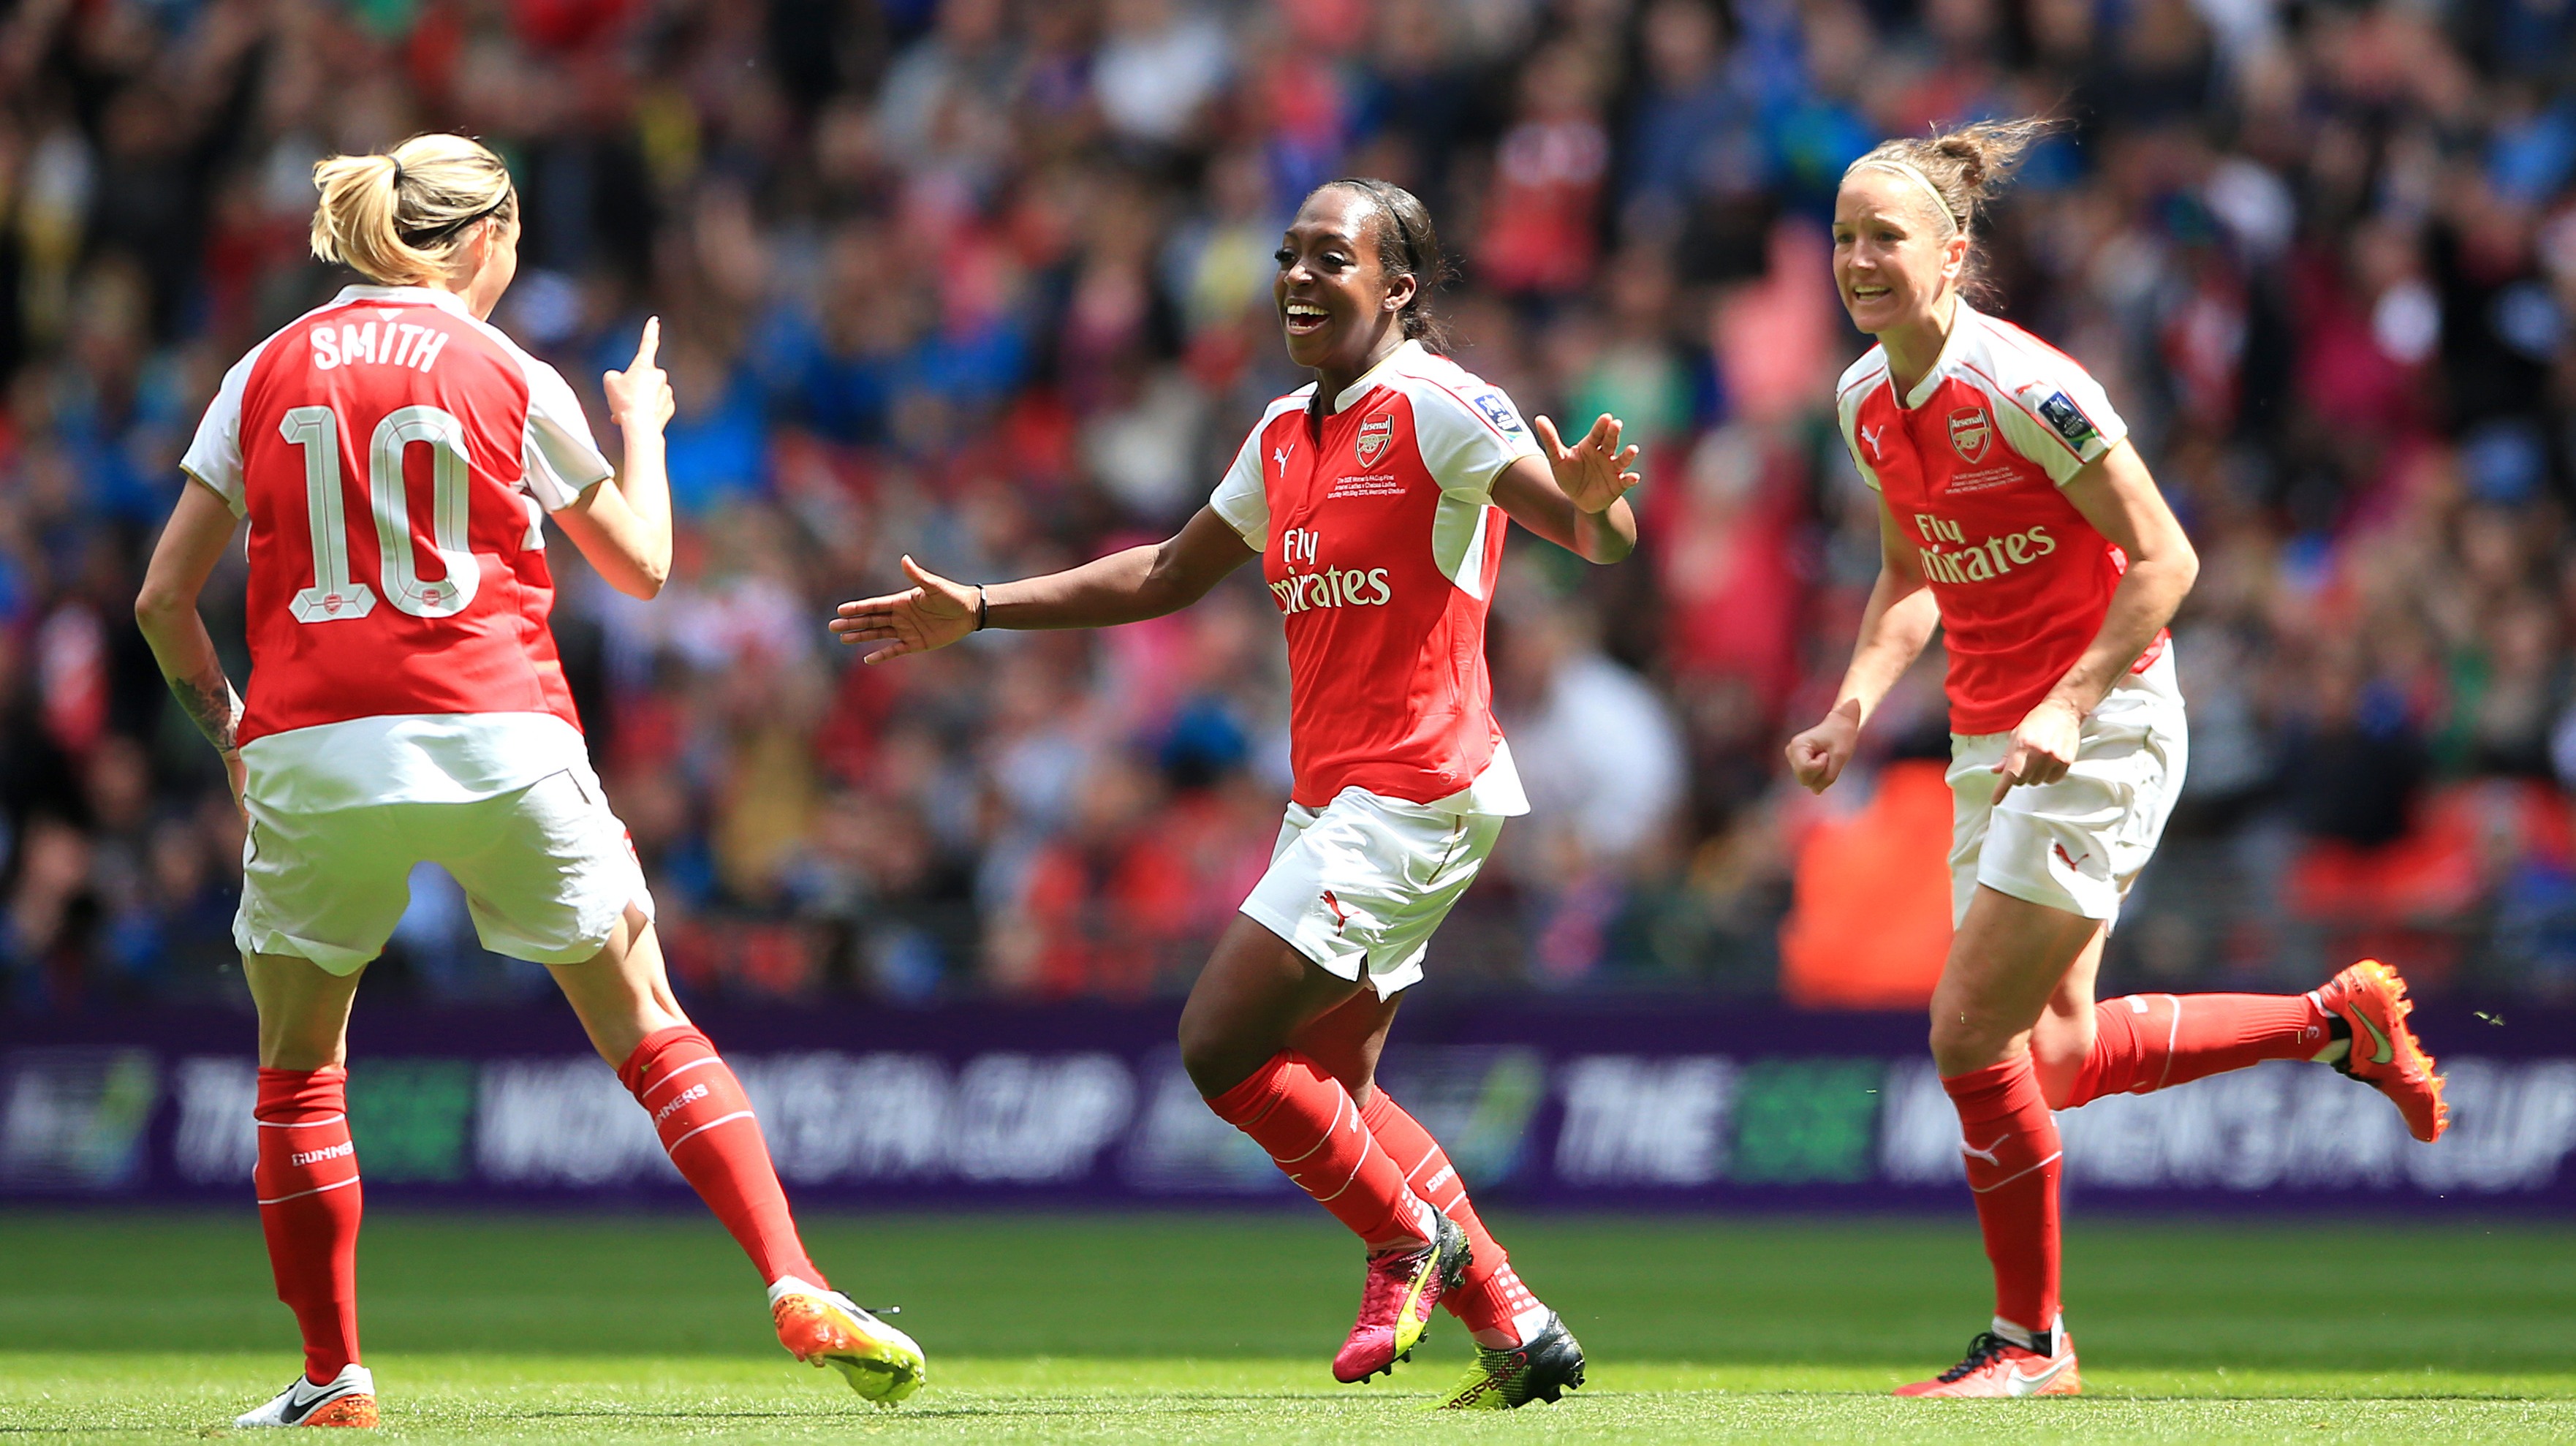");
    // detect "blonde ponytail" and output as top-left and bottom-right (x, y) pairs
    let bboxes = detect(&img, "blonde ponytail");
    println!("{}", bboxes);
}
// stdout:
(310, 134), (517, 287)
(1844, 116), (2058, 238)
